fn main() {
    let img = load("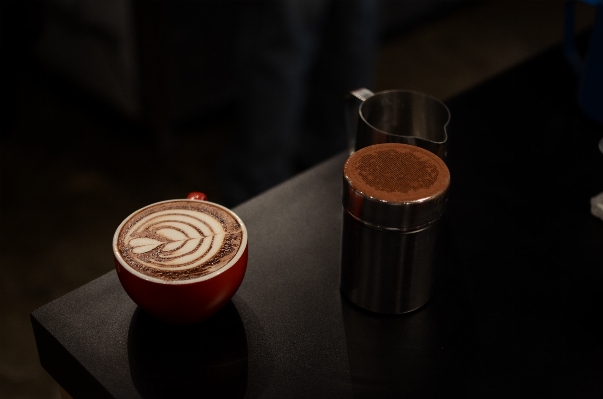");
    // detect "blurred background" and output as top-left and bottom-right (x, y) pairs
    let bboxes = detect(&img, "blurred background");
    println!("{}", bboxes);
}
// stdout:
(0, 1), (597, 398)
